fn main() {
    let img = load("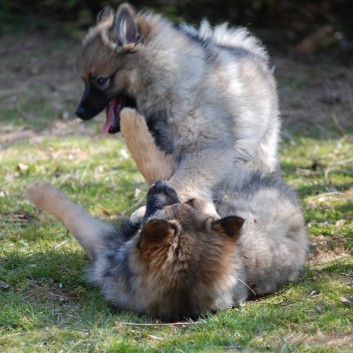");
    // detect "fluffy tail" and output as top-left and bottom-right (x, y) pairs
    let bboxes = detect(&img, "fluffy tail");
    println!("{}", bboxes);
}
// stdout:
(26, 182), (114, 260)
